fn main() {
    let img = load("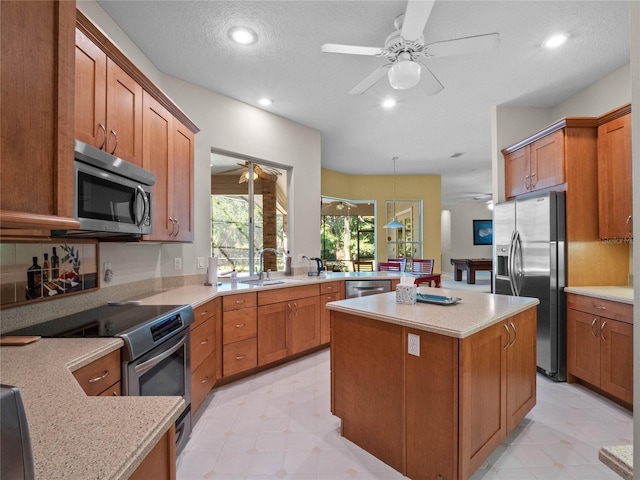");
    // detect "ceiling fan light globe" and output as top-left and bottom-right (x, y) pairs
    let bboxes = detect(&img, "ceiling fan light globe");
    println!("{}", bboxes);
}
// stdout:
(388, 60), (422, 90)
